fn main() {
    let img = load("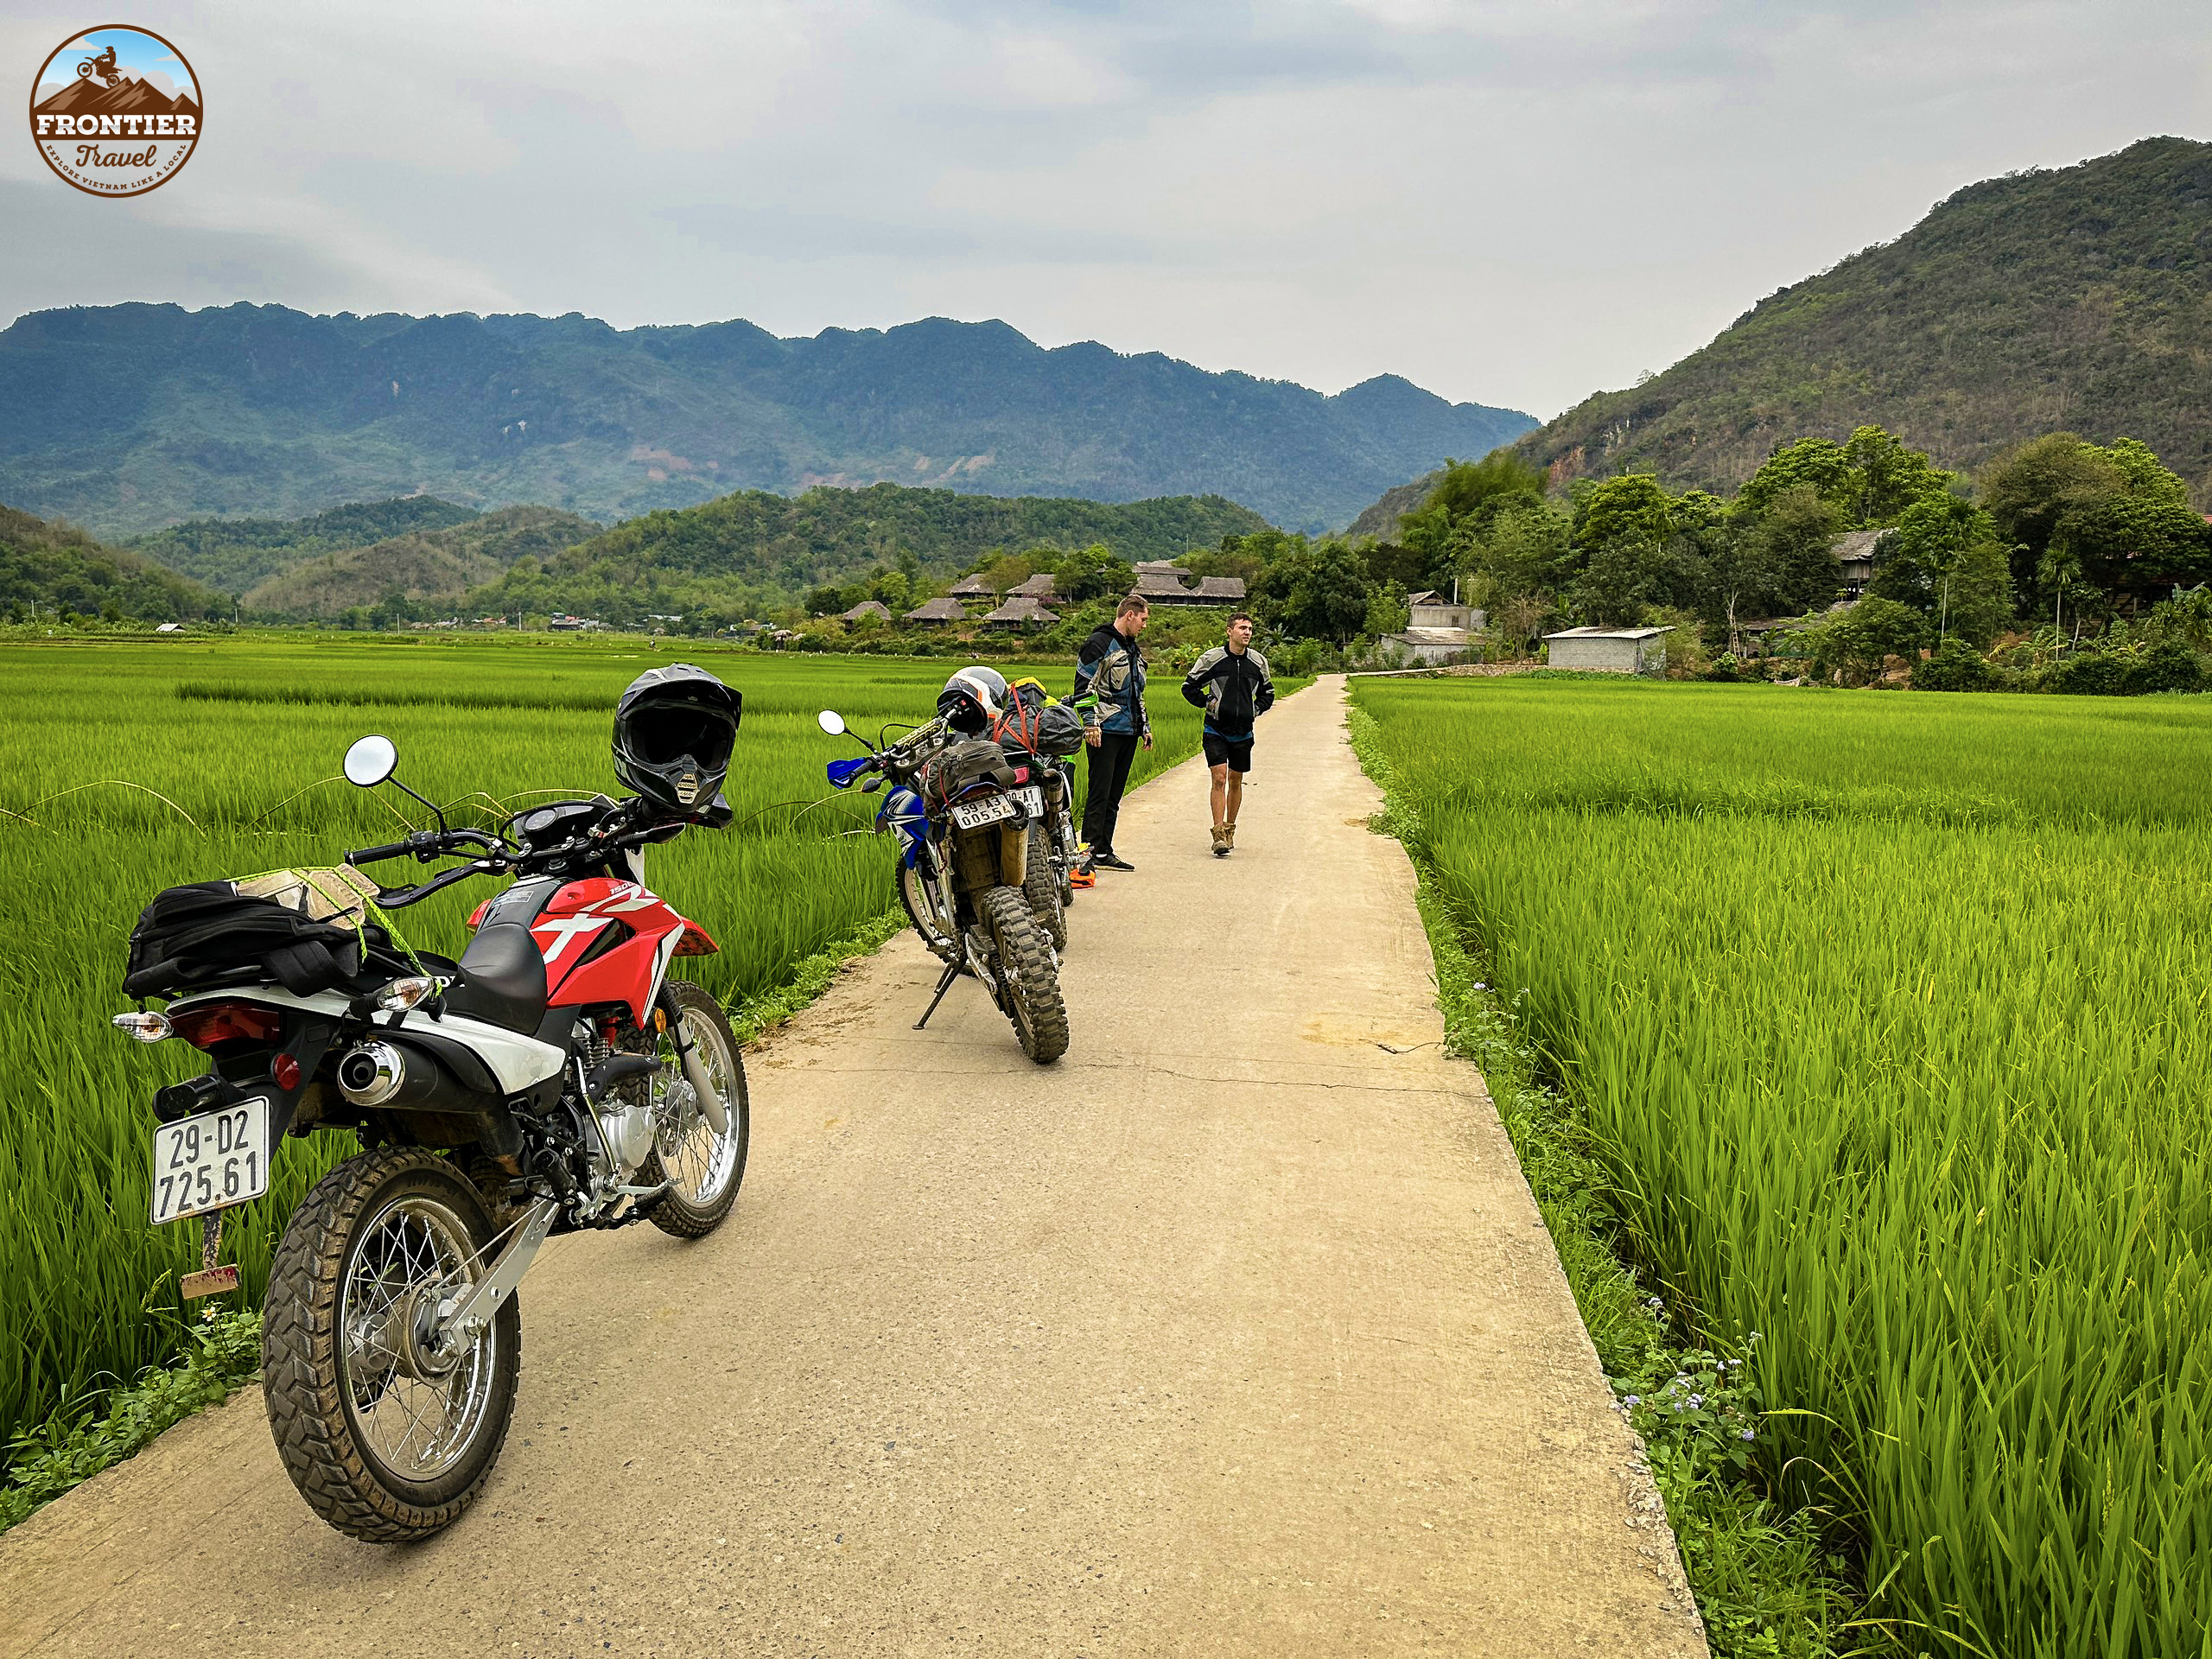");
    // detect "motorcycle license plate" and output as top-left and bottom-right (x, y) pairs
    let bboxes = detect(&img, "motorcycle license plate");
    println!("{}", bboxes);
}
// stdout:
(149, 1096), (270, 1225)
(950, 785), (1041, 831)
(950, 794), (1014, 830)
